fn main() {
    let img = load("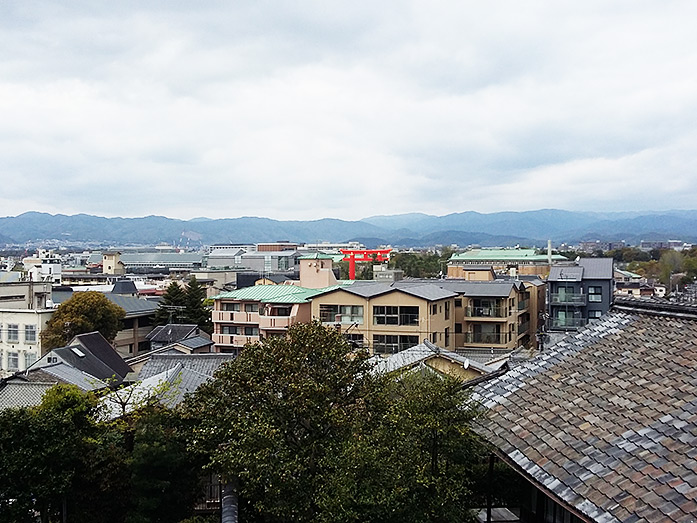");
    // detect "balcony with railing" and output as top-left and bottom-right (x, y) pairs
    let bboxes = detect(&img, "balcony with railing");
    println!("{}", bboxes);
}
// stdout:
(465, 306), (508, 318)
(517, 320), (530, 336)
(464, 332), (509, 345)
(517, 298), (530, 311)
(259, 315), (297, 330)
(550, 293), (587, 305)
(213, 333), (260, 346)
(212, 310), (260, 323)
(550, 317), (587, 329)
